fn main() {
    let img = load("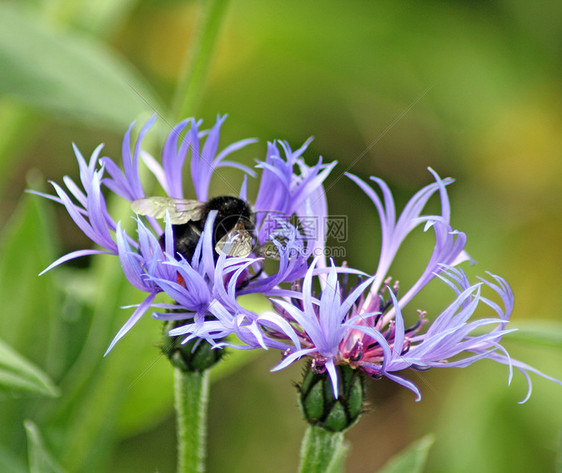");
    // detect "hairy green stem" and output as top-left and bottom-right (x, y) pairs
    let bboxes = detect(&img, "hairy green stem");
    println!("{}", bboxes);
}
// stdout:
(298, 425), (348, 473)
(172, 0), (230, 120)
(174, 368), (210, 473)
